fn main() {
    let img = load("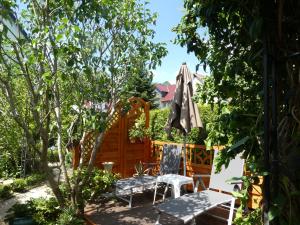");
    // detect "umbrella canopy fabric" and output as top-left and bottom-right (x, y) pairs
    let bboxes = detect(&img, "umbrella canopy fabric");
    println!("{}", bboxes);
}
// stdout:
(166, 63), (203, 176)
(166, 63), (203, 134)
